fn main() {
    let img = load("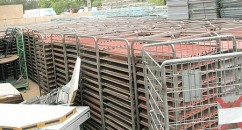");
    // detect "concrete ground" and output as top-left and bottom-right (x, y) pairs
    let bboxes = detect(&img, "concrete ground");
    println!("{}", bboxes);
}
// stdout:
(21, 80), (40, 100)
